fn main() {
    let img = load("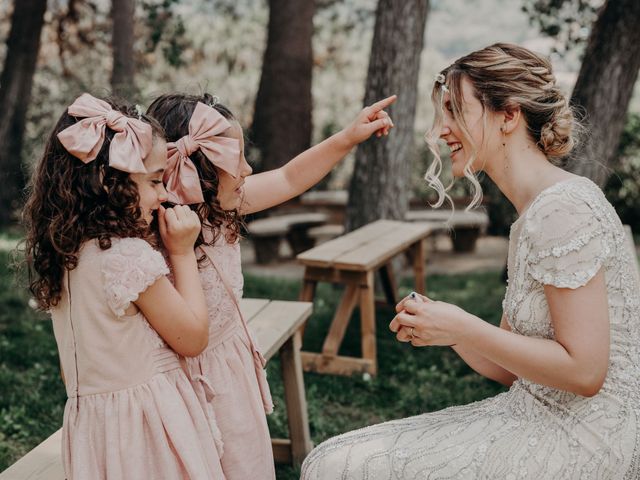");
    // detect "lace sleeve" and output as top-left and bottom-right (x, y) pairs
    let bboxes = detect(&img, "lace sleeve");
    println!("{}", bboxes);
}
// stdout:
(525, 190), (612, 289)
(102, 238), (170, 317)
